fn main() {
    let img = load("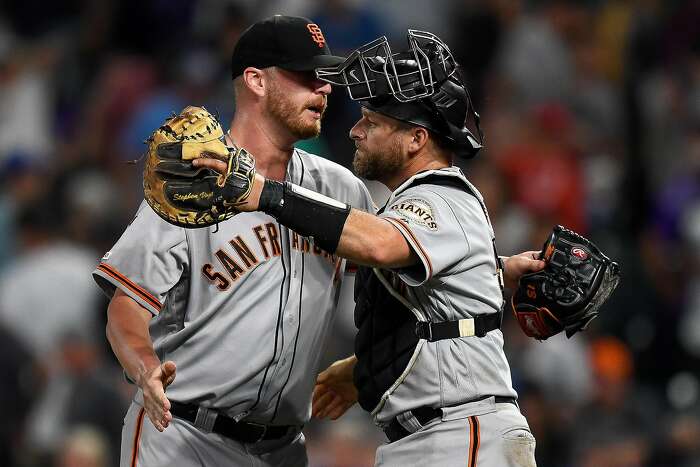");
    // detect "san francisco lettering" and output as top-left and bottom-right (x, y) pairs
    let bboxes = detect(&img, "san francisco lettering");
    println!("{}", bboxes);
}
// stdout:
(202, 224), (339, 289)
